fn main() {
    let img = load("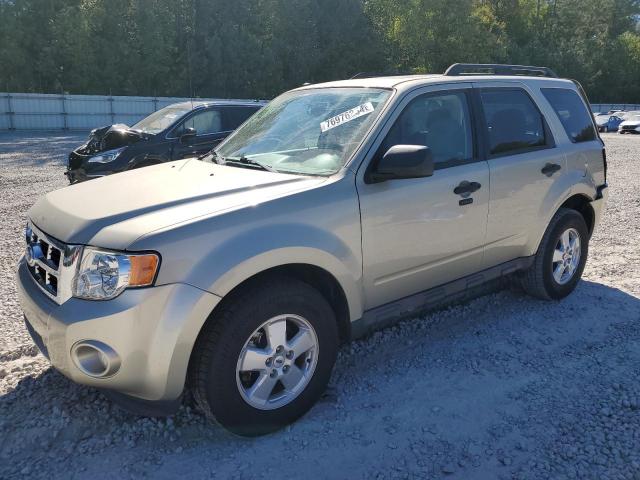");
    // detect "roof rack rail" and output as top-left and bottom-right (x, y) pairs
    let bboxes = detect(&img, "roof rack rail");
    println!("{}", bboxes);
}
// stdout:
(444, 63), (558, 78)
